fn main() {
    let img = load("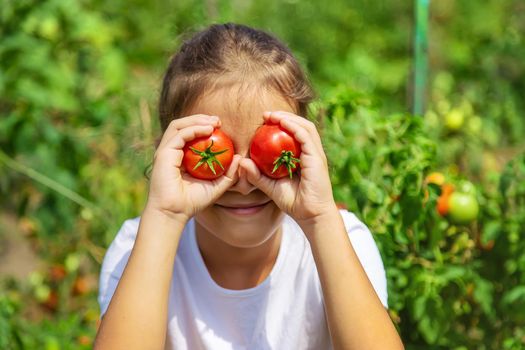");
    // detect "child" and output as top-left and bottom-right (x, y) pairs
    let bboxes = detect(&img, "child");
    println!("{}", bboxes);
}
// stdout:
(95, 23), (404, 349)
